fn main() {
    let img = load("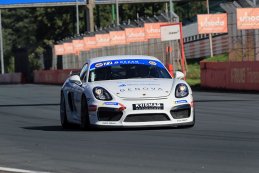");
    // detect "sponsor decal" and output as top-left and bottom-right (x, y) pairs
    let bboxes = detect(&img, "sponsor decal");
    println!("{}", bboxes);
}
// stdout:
(63, 43), (74, 54)
(54, 45), (65, 55)
(144, 22), (168, 39)
(149, 61), (157, 65)
(237, 8), (259, 30)
(103, 102), (119, 106)
(102, 122), (117, 125)
(95, 63), (104, 68)
(90, 59), (164, 70)
(120, 87), (163, 92)
(109, 31), (126, 45)
(125, 27), (145, 43)
(200, 17), (225, 27)
(118, 103), (127, 111)
(133, 103), (164, 110)
(177, 119), (188, 123)
(118, 84), (127, 87)
(197, 13), (228, 34)
(118, 81), (160, 86)
(175, 100), (188, 104)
